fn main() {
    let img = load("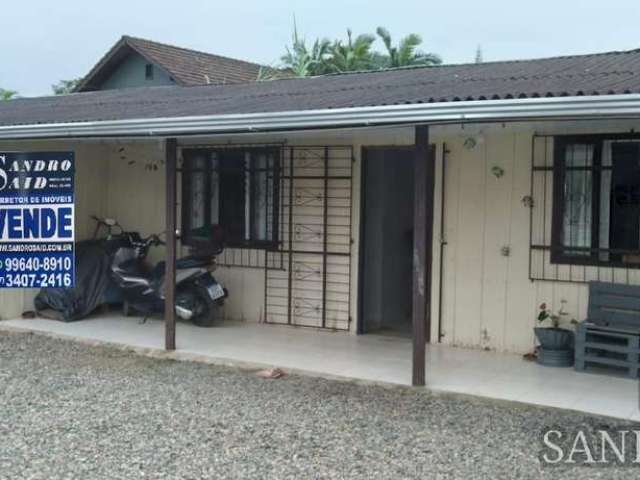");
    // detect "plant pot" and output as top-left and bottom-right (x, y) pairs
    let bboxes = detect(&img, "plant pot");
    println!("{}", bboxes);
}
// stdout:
(534, 327), (574, 367)
(534, 327), (574, 350)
